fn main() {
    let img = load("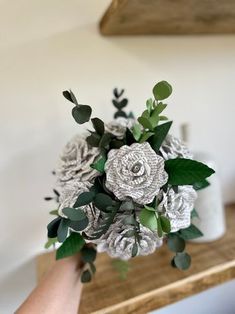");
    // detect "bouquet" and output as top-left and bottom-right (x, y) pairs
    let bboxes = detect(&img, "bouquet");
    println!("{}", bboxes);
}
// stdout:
(45, 81), (214, 282)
